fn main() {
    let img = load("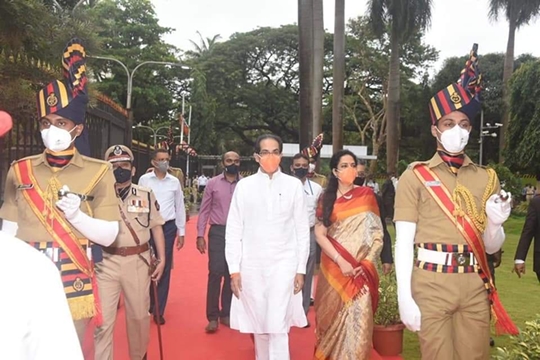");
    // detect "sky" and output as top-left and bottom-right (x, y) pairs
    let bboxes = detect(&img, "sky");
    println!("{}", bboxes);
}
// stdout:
(152, 0), (540, 73)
